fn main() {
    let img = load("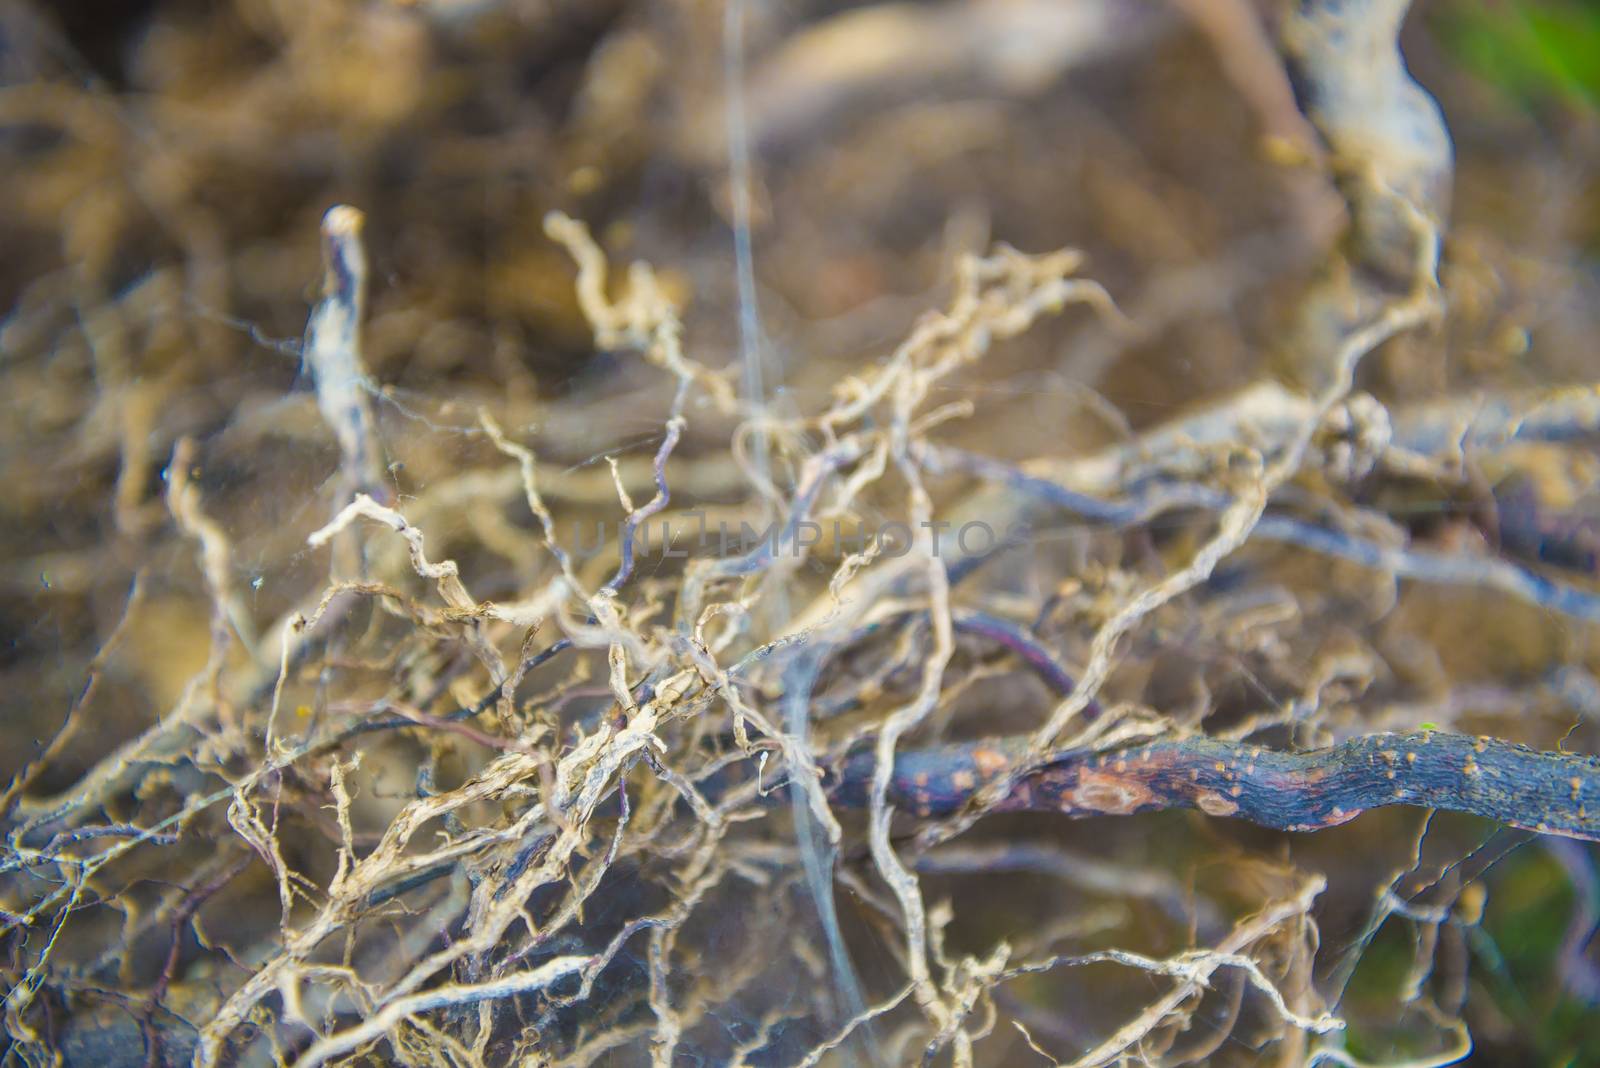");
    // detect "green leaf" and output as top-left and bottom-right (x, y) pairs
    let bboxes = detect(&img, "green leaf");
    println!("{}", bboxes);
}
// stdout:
(1434, 0), (1600, 110)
